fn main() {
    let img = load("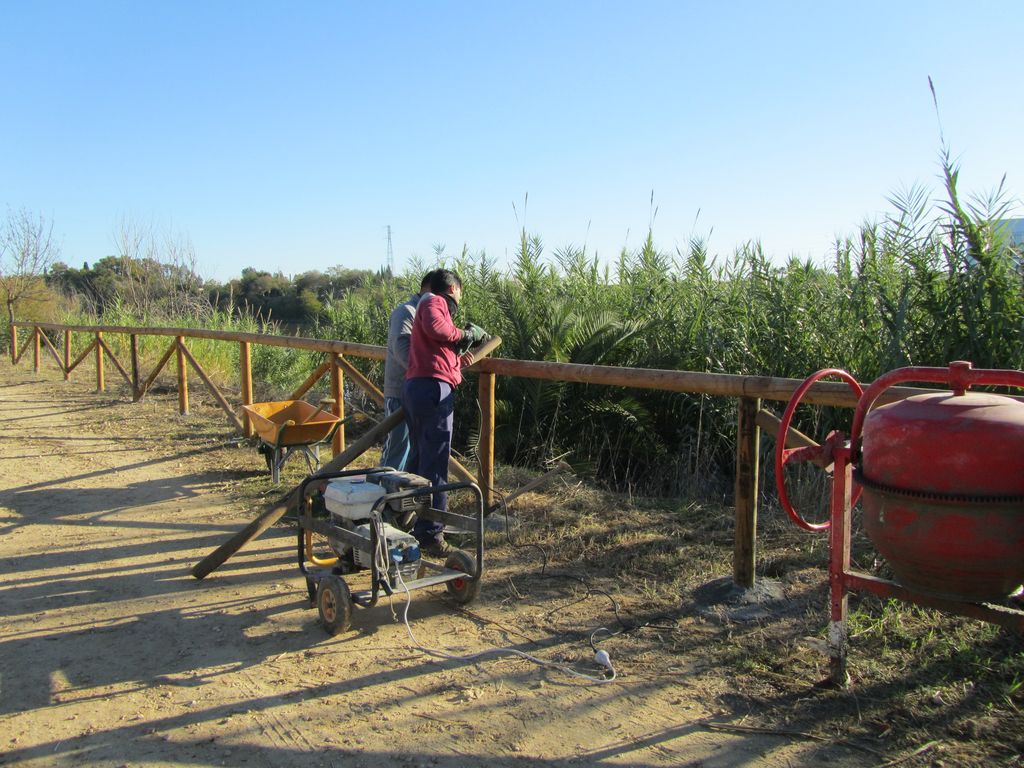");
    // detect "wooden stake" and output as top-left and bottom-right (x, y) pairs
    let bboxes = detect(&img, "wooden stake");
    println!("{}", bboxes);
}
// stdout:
(734, 396), (760, 588)
(130, 334), (140, 399)
(240, 341), (253, 437)
(176, 336), (188, 415)
(64, 329), (71, 381)
(331, 357), (345, 454)
(95, 331), (104, 391)
(478, 371), (496, 510)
